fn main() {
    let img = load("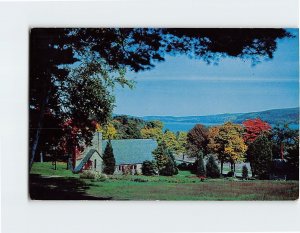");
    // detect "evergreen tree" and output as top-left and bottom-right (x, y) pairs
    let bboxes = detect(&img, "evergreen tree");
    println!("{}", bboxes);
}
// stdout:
(141, 160), (157, 176)
(160, 150), (178, 176)
(206, 155), (220, 178)
(286, 141), (299, 180)
(102, 140), (116, 175)
(153, 142), (178, 176)
(242, 165), (248, 180)
(248, 135), (272, 179)
(196, 151), (206, 177)
(152, 141), (169, 173)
